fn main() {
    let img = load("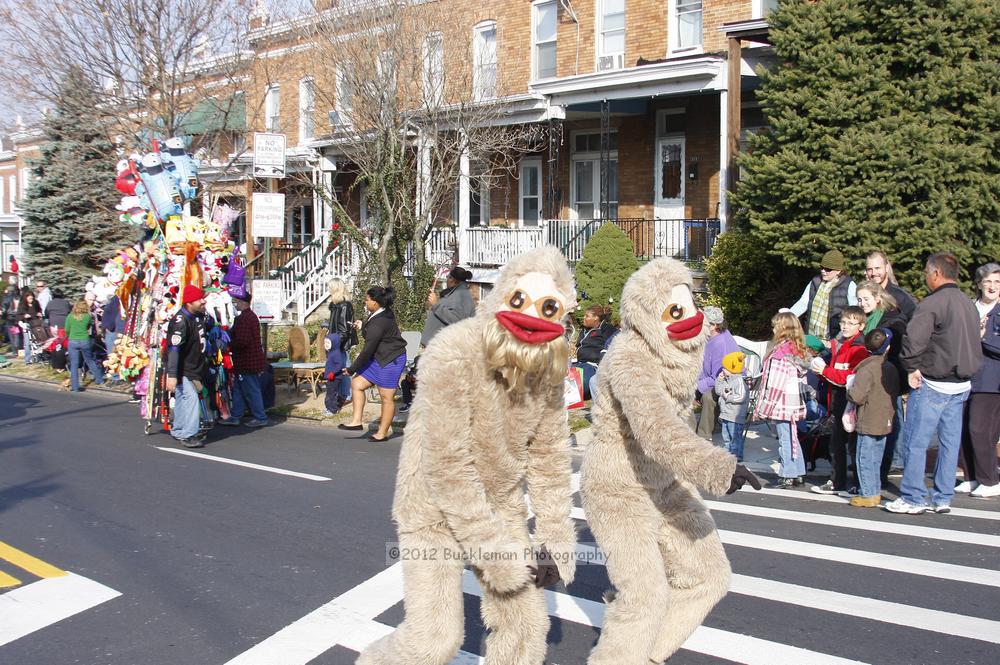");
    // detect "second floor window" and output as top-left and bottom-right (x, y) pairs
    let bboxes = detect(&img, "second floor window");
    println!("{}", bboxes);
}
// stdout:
(423, 33), (444, 108)
(473, 22), (497, 101)
(599, 0), (625, 58)
(335, 65), (354, 126)
(533, 1), (557, 80)
(265, 84), (280, 133)
(298, 78), (315, 142)
(674, 0), (703, 51)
